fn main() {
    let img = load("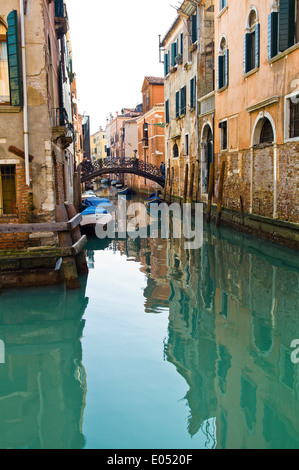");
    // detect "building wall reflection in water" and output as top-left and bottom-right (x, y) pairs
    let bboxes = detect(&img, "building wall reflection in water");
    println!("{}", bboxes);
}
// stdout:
(88, 220), (299, 449)
(0, 277), (89, 449)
